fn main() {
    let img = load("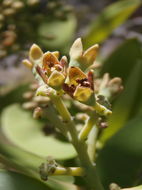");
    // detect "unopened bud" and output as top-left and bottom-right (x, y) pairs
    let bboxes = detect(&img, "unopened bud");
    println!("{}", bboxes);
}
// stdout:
(33, 107), (43, 119)
(29, 44), (43, 61)
(69, 38), (83, 60)
(27, 0), (39, 6)
(23, 91), (34, 99)
(33, 96), (50, 104)
(22, 102), (37, 110)
(0, 14), (4, 22)
(110, 183), (121, 190)
(3, 9), (15, 16)
(83, 44), (99, 66)
(22, 59), (33, 69)
(2, 0), (13, 7)
(75, 113), (88, 121)
(29, 83), (39, 90)
(12, 1), (24, 10)
(60, 56), (68, 67)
